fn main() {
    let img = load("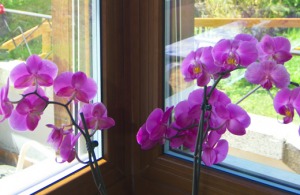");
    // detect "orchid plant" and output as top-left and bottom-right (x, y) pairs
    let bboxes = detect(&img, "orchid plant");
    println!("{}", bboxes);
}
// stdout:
(0, 54), (115, 195)
(136, 33), (297, 194)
